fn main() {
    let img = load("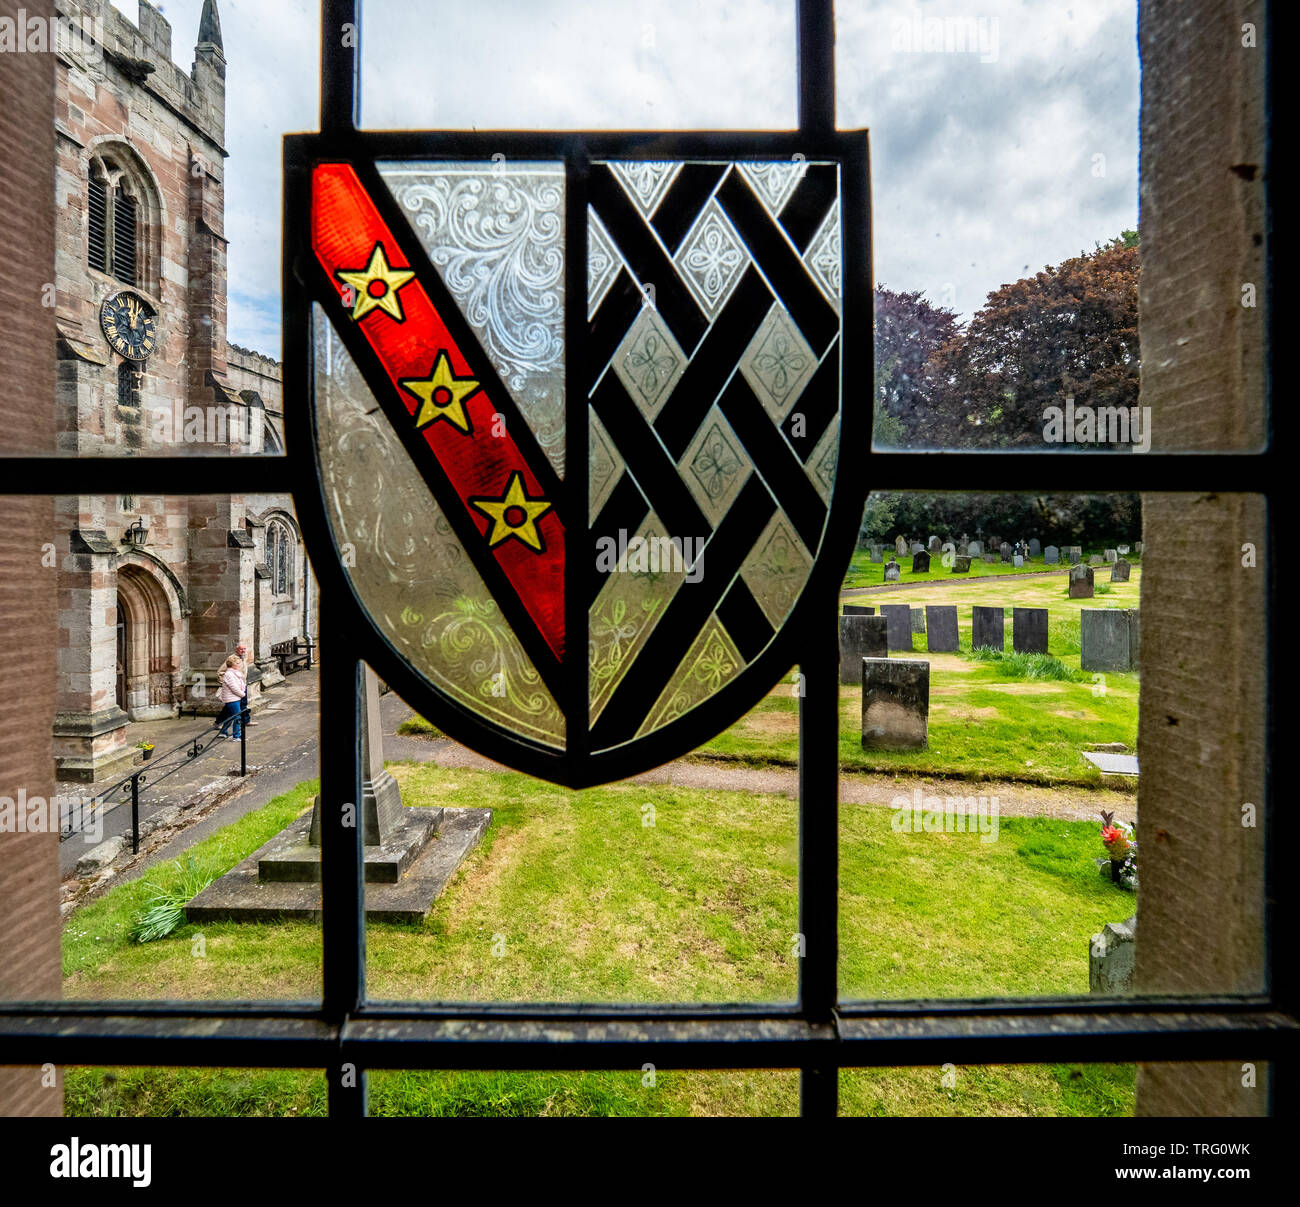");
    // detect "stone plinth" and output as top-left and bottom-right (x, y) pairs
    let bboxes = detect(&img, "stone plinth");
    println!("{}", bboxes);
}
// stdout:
(1081, 608), (1139, 672)
(843, 604), (875, 616)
